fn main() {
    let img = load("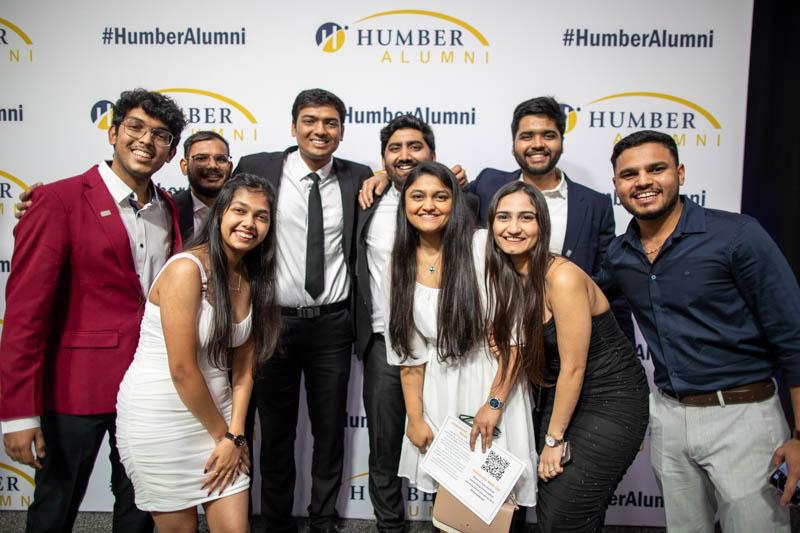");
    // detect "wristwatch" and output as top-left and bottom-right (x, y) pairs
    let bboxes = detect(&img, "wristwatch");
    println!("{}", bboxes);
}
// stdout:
(487, 396), (505, 410)
(545, 433), (564, 447)
(225, 432), (246, 447)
